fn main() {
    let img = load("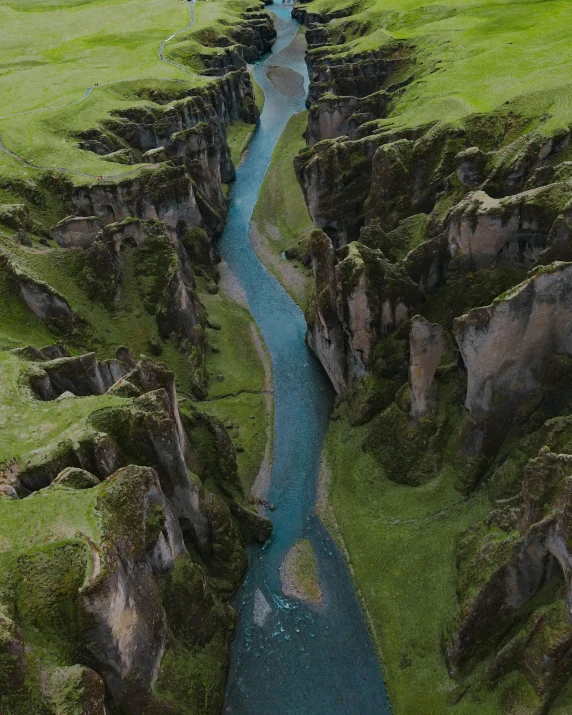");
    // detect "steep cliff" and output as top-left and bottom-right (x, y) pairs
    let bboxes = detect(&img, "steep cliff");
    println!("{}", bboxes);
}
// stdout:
(0, 1), (277, 711)
(293, 0), (572, 711)
(0, 349), (270, 714)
